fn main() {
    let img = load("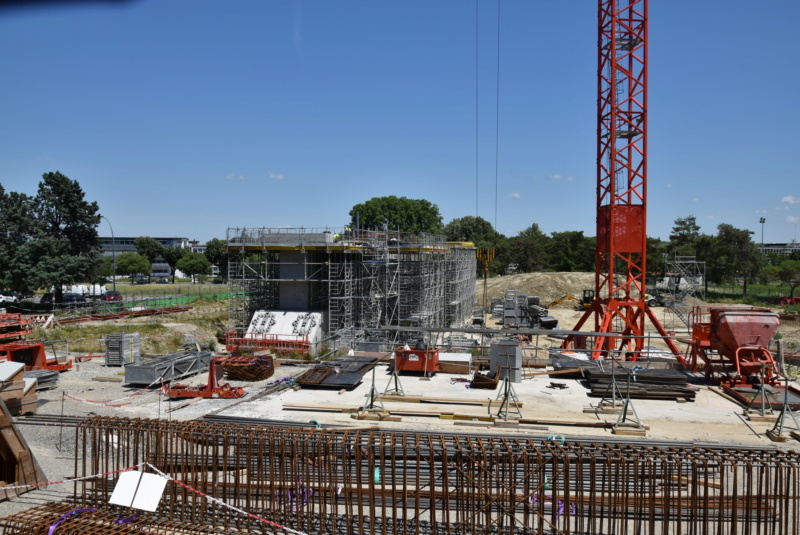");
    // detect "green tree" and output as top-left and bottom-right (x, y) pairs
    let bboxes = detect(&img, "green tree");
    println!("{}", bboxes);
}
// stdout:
(177, 252), (211, 283)
(134, 237), (165, 280)
(707, 224), (763, 295)
(646, 237), (668, 284)
(667, 215), (701, 258)
(547, 231), (595, 272)
(766, 259), (800, 298)
(349, 196), (443, 234)
(11, 172), (101, 301)
(0, 185), (37, 290)
(499, 224), (550, 273)
(162, 246), (187, 283)
(204, 238), (228, 280)
(115, 252), (150, 282)
(443, 216), (503, 247)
